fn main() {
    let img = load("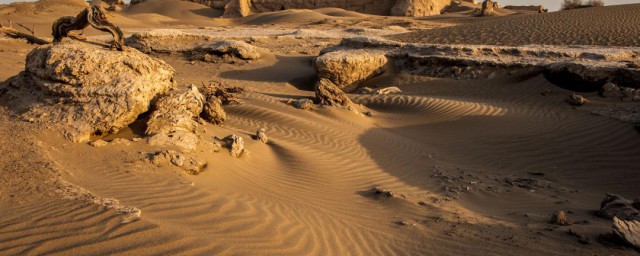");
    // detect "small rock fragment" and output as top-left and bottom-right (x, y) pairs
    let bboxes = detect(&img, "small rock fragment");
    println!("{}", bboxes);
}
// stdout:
(357, 87), (373, 94)
(540, 89), (552, 96)
(256, 128), (268, 143)
(224, 134), (245, 157)
(89, 139), (108, 147)
(110, 138), (131, 146)
(291, 98), (314, 110)
(566, 93), (589, 106)
(208, 141), (222, 152)
(551, 211), (573, 226)
(374, 187), (395, 197)
(374, 87), (402, 95)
